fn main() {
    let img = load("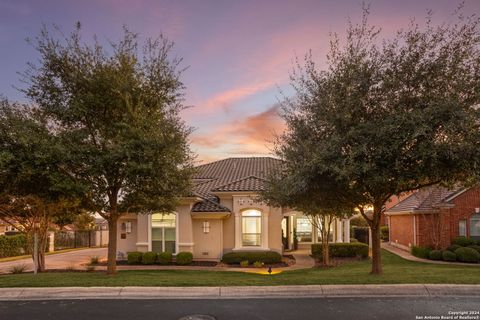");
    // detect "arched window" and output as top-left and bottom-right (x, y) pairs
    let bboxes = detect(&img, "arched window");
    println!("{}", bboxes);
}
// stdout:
(470, 214), (480, 238)
(151, 213), (176, 253)
(242, 209), (262, 246)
